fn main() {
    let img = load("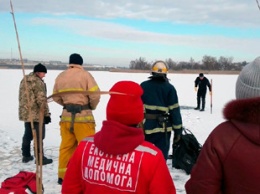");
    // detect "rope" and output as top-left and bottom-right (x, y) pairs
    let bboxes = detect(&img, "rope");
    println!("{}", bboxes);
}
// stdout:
(47, 90), (131, 103)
